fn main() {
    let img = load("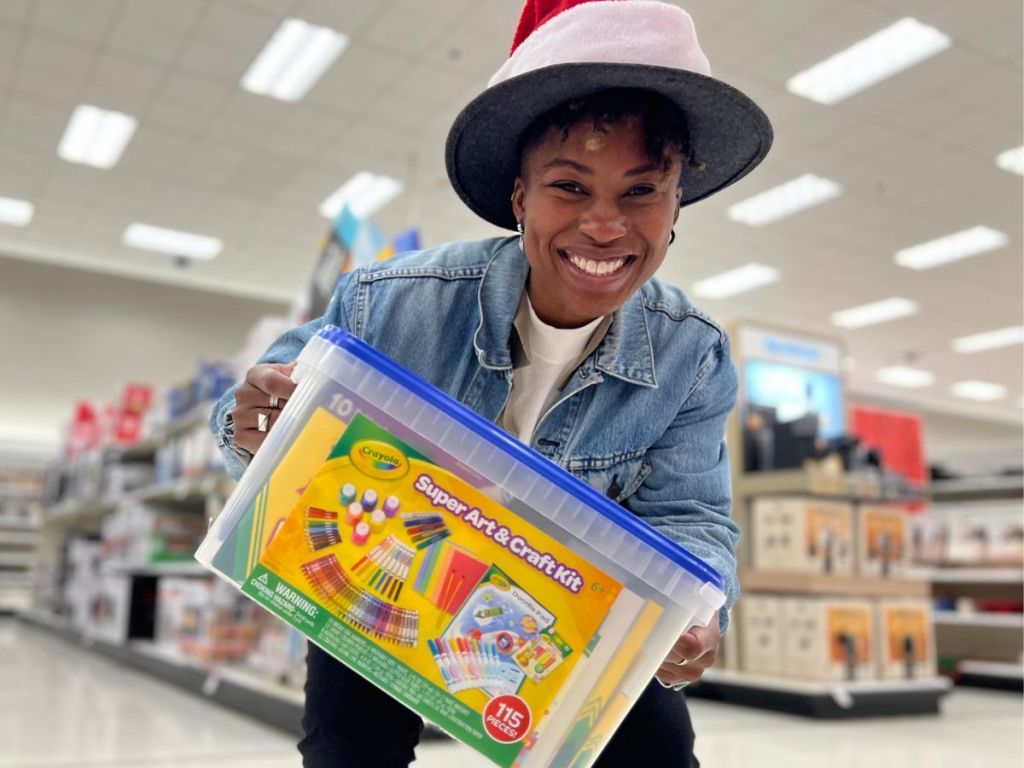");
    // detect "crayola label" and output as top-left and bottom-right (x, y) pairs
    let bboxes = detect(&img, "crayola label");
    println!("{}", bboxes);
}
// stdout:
(351, 439), (410, 479)
(244, 412), (623, 767)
